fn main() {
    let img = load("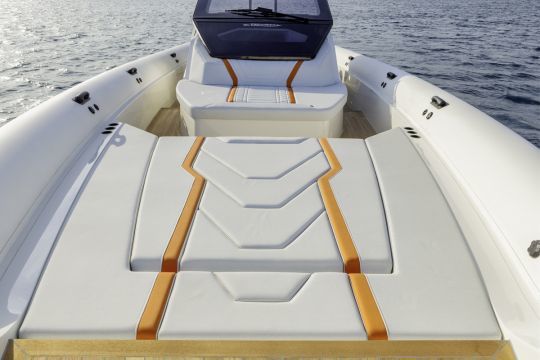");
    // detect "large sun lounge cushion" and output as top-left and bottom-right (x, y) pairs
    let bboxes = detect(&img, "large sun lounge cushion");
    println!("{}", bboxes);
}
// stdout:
(177, 35), (347, 137)
(131, 137), (392, 274)
(20, 129), (500, 341)
(159, 272), (366, 339)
